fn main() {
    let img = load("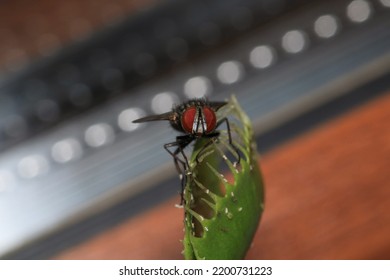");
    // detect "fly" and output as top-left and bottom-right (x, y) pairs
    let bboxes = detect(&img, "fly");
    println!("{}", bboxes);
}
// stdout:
(132, 98), (240, 204)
